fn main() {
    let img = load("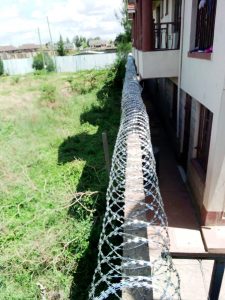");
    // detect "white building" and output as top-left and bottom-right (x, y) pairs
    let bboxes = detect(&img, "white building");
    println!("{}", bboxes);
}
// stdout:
(130, 0), (225, 227)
